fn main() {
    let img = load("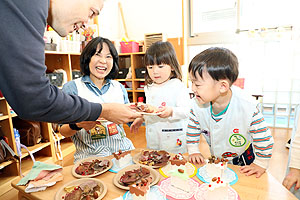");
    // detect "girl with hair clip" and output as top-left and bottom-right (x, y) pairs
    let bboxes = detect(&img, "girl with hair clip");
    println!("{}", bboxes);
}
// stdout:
(130, 41), (191, 154)
(60, 37), (134, 163)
